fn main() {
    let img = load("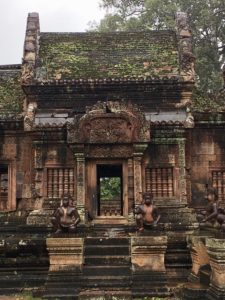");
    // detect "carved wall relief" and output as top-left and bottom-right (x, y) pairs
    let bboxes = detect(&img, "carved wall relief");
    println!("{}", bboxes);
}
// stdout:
(86, 145), (133, 158)
(67, 101), (150, 144)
